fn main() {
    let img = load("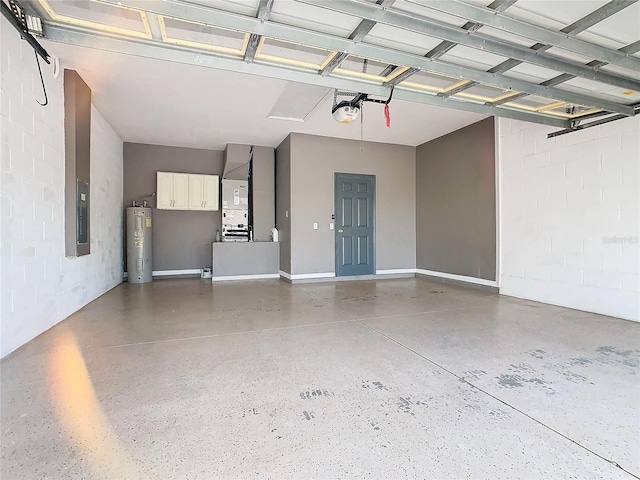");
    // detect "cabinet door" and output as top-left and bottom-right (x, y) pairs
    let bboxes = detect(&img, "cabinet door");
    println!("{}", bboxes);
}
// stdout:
(172, 173), (189, 210)
(188, 174), (205, 210)
(203, 175), (219, 211)
(156, 172), (174, 209)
